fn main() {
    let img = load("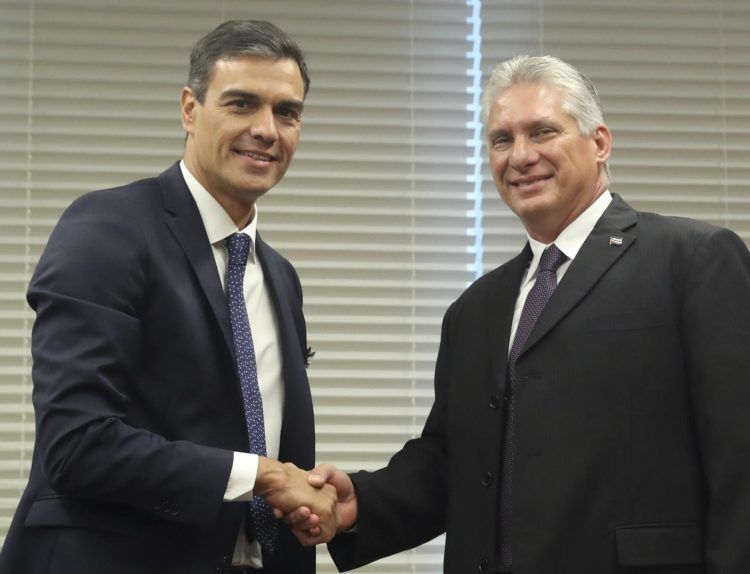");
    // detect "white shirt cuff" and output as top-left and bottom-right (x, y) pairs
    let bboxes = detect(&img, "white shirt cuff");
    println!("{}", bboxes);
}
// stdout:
(224, 452), (258, 501)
